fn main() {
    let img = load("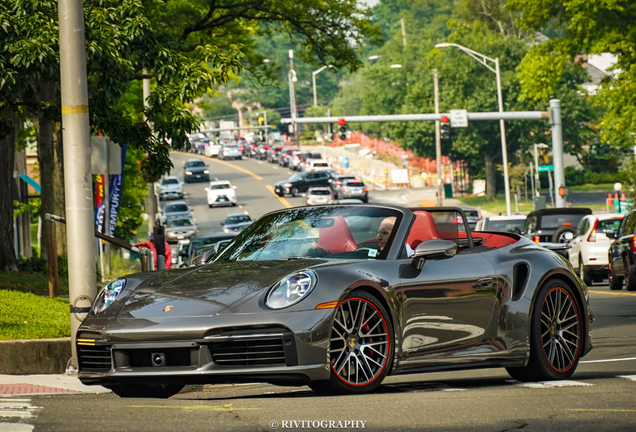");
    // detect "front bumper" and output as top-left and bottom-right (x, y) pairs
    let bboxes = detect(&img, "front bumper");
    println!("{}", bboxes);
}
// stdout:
(165, 231), (196, 243)
(77, 309), (334, 386)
